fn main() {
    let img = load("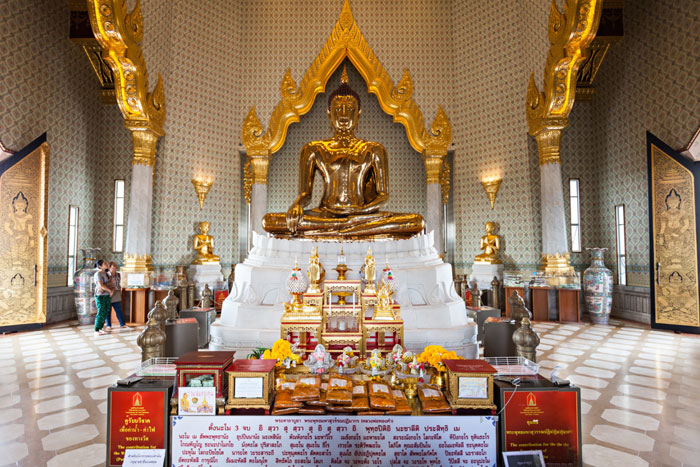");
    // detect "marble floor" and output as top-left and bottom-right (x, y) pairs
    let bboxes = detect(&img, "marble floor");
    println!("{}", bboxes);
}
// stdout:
(0, 319), (698, 466)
